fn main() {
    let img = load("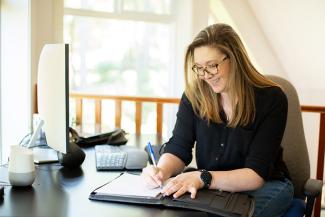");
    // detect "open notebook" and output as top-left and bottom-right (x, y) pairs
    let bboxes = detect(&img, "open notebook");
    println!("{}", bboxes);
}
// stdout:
(89, 173), (254, 217)
(94, 173), (165, 198)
